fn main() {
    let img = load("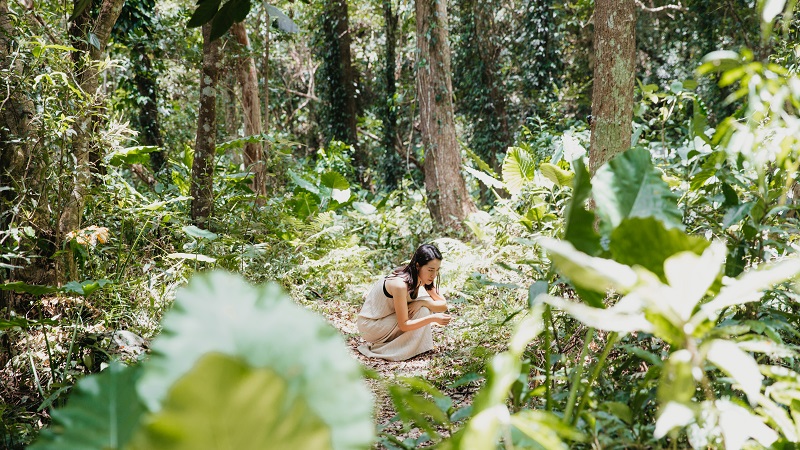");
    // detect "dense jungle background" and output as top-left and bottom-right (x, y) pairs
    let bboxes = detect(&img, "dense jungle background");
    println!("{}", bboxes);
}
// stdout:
(2, 0), (800, 448)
